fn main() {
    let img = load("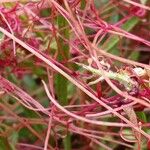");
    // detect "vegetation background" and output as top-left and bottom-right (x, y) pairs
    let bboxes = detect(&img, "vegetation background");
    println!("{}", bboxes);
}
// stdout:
(0, 0), (150, 150)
